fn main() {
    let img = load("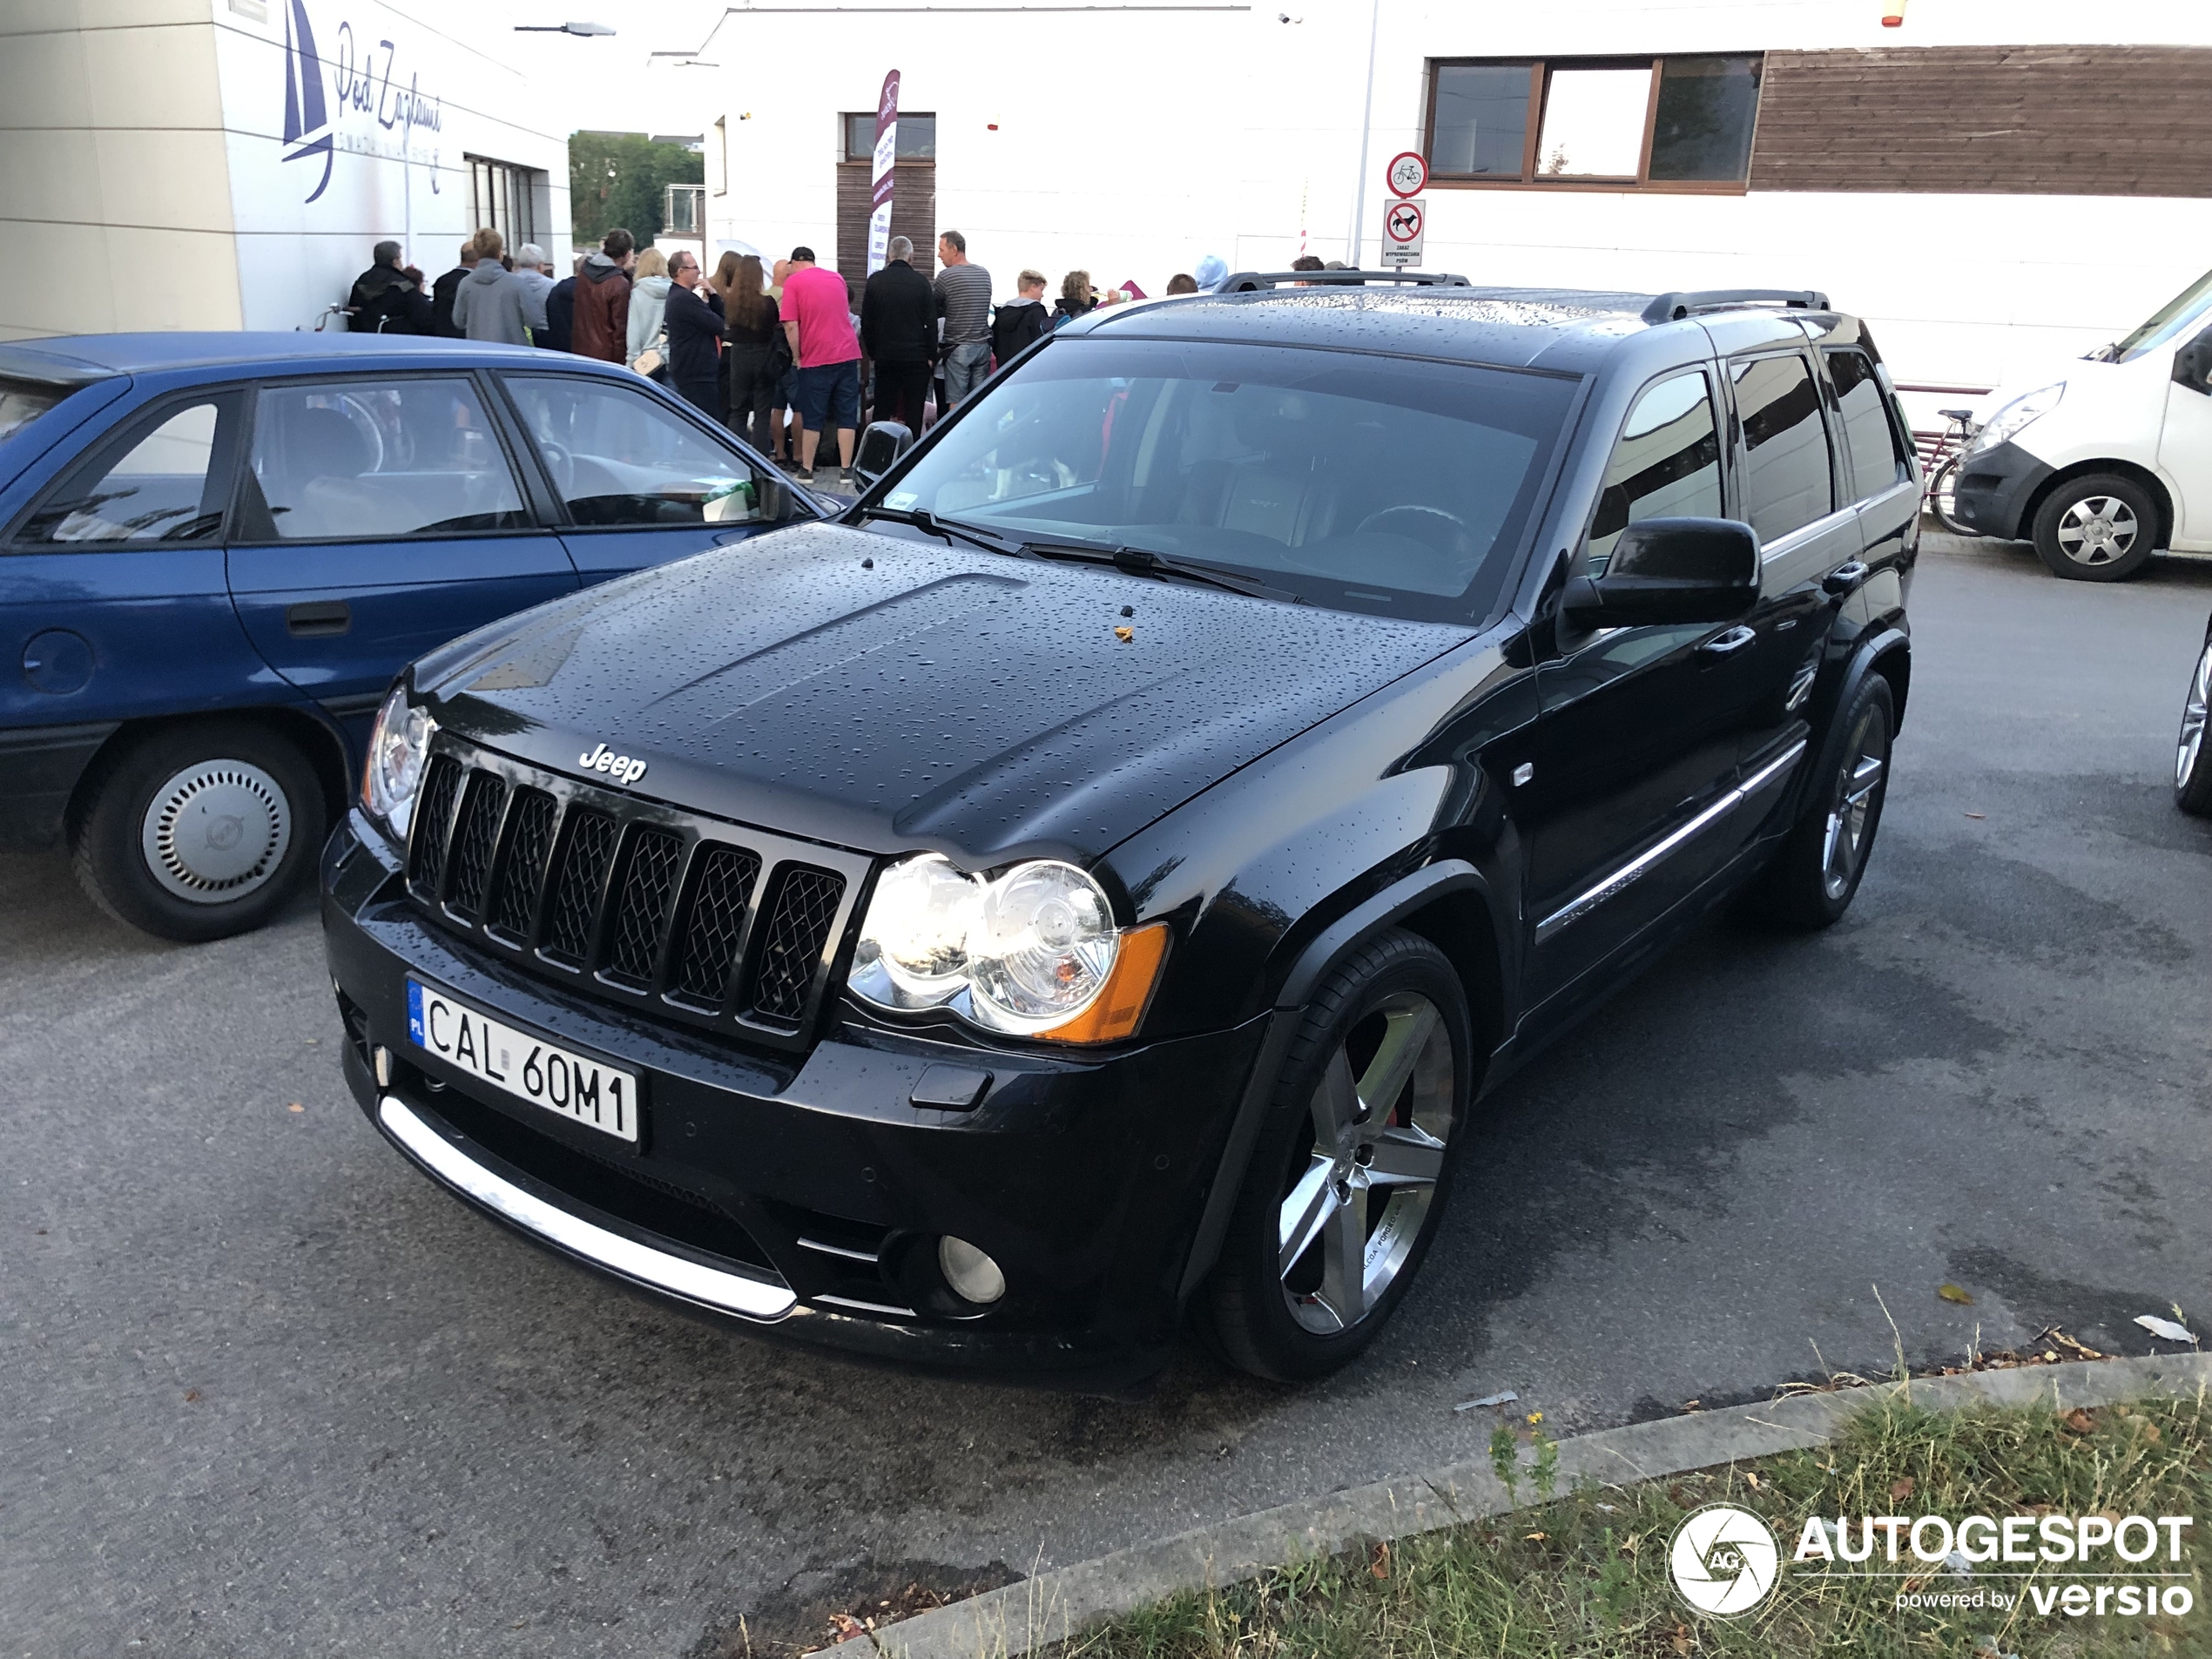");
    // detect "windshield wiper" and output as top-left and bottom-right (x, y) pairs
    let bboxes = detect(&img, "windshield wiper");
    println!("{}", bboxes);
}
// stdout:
(851, 503), (1035, 559)
(1025, 542), (1303, 603)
